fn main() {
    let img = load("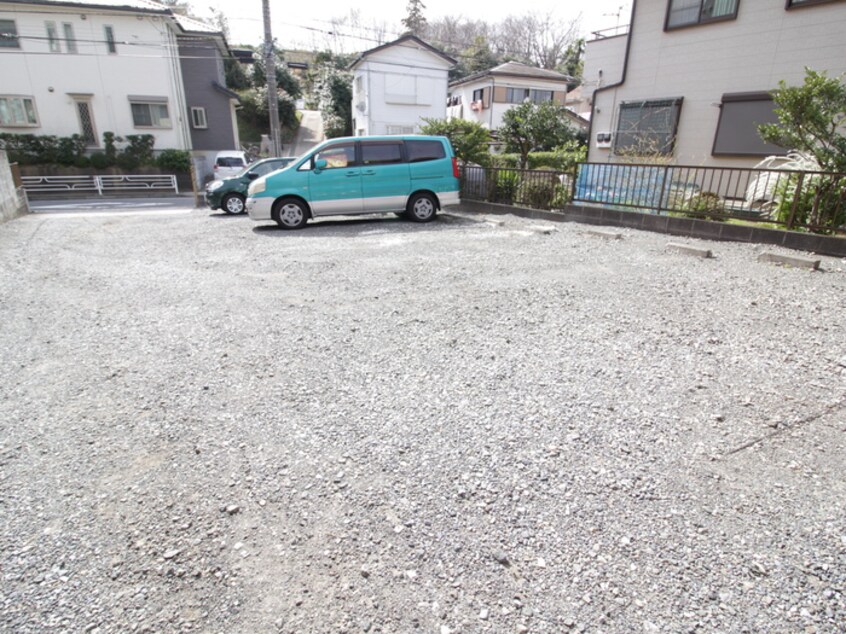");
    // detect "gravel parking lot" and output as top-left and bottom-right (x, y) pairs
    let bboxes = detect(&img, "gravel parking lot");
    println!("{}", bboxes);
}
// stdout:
(1, 204), (844, 634)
